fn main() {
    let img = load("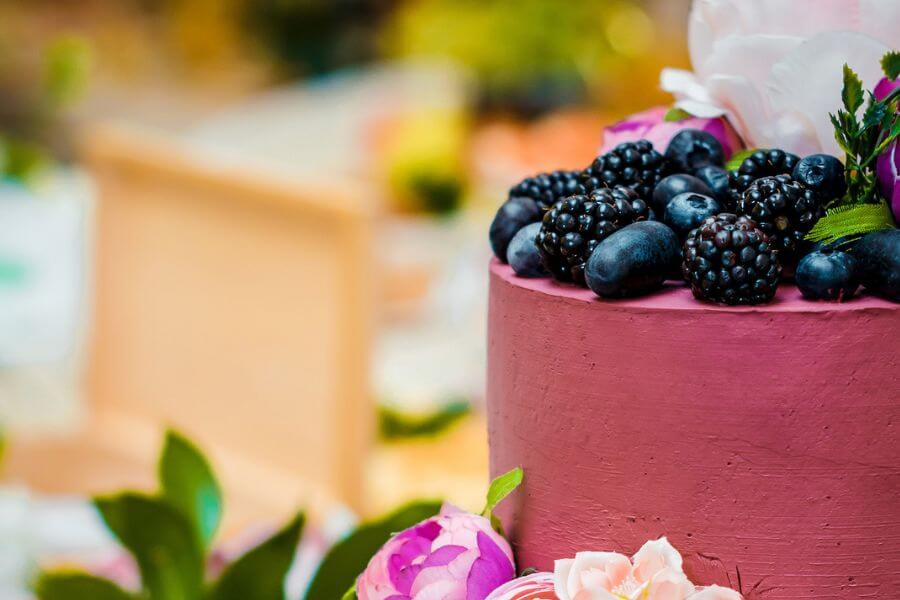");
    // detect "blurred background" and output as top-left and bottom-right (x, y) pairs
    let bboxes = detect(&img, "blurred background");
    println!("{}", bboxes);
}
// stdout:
(0, 0), (691, 596)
